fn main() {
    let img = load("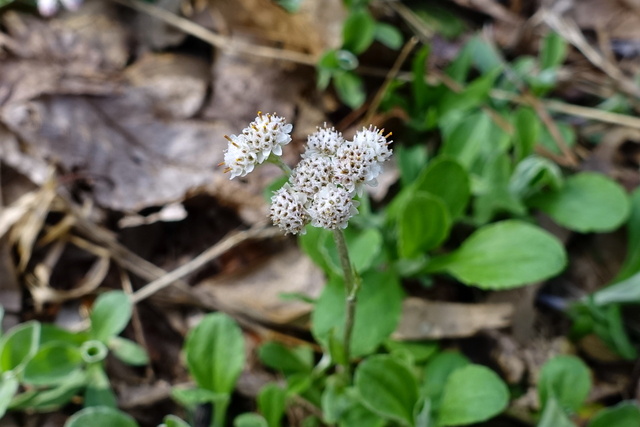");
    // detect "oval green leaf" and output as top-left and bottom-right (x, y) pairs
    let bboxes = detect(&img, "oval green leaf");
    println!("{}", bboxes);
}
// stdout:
(90, 291), (132, 342)
(531, 172), (630, 232)
(398, 192), (451, 258)
(257, 384), (287, 427)
(23, 342), (83, 385)
(415, 158), (470, 219)
(185, 313), (245, 394)
(65, 406), (139, 427)
(312, 270), (403, 358)
(0, 321), (40, 373)
(427, 220), (566, 289)
(588, 402), (640, 427)
(108, 336), (149, 366)
(538, 355), (591, 412)
(437, 365), (509, 426)
(355, 355), (418, 426)
(342, 10), (376, 54)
